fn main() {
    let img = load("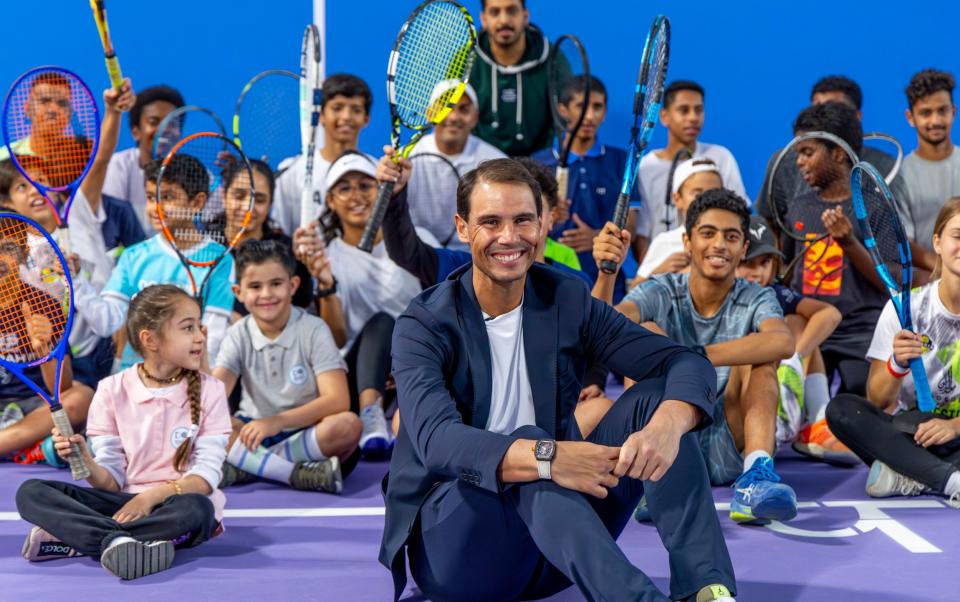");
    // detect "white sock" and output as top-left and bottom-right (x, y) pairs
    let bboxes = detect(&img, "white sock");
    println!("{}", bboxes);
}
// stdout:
(227, 440), (295, 484)
(946, 472), (960, 497)
(804, 373), (830, 424)
(268, 426), (326, 463)
(743, 450), (771, 473)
